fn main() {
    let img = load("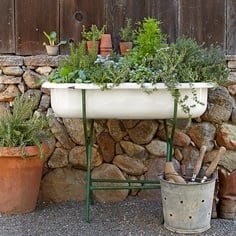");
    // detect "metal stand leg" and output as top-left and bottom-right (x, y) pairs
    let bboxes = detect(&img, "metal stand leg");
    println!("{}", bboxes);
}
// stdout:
(82, 89), (94, 223)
